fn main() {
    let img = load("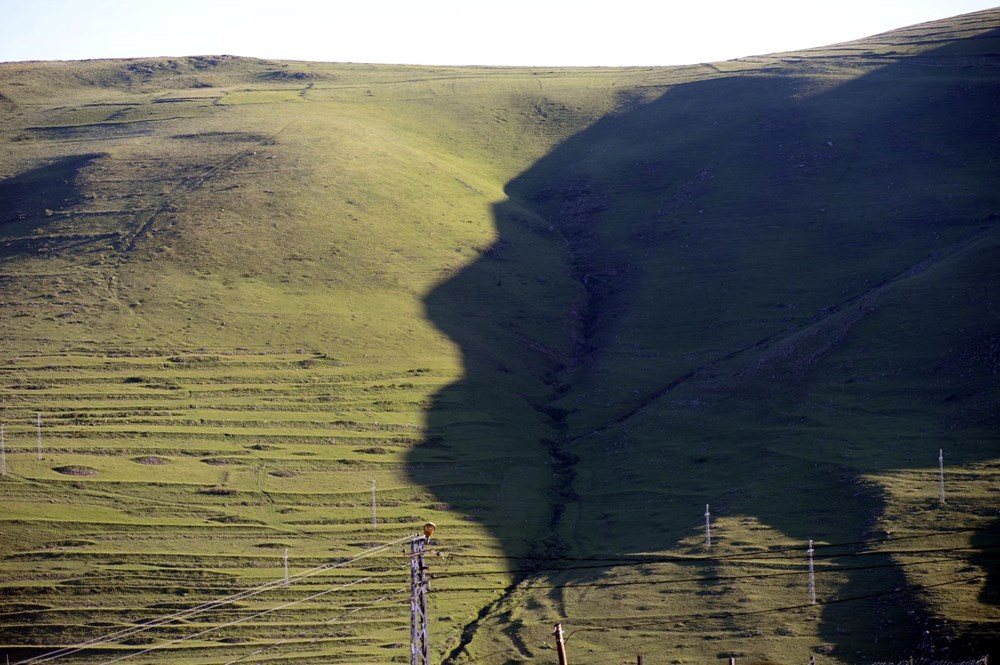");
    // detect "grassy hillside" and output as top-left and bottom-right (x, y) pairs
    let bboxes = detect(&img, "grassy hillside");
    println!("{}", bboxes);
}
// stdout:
(1, 8), (998, 665)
